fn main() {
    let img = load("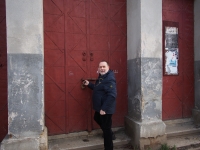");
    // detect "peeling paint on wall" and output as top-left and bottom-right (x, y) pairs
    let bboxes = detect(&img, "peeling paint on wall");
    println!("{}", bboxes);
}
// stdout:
(8, 112), (18, 124)
(128, 58), (162, 121)
(8, 54), (44, 138)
